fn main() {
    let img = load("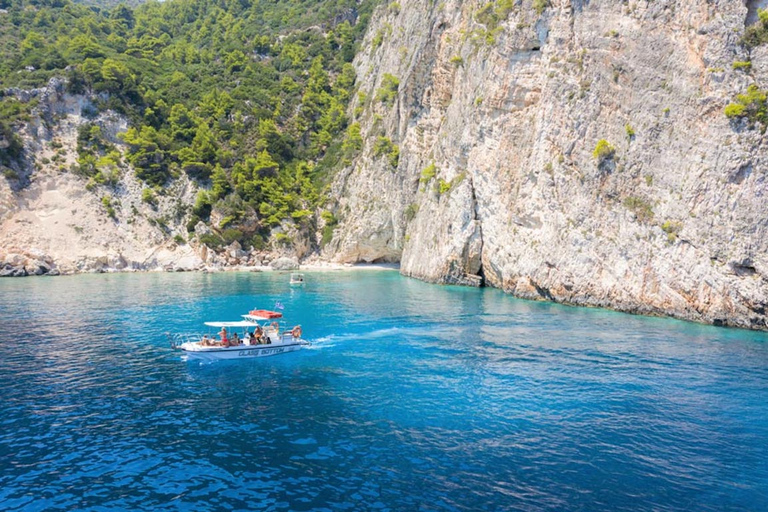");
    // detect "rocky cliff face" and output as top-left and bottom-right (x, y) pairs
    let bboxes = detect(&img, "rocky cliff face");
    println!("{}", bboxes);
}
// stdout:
(0, 79), (319, 275)
(1, 79), (214, 275)
(329, 0), (768, 330)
